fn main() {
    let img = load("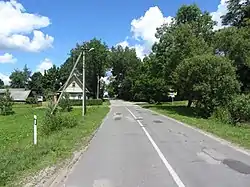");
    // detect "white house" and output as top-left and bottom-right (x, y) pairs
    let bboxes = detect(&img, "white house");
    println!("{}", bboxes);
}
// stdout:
(58, 74), (89, 100)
